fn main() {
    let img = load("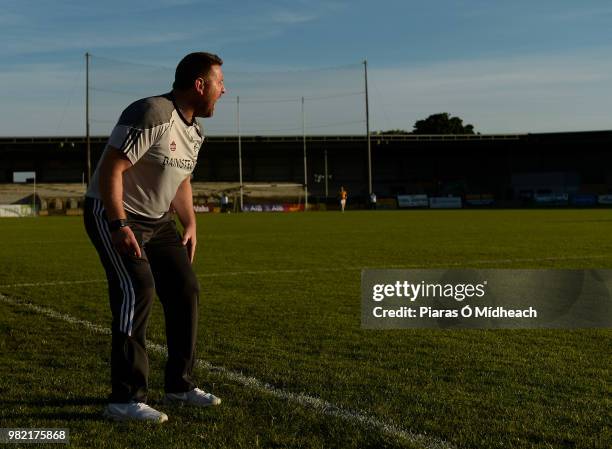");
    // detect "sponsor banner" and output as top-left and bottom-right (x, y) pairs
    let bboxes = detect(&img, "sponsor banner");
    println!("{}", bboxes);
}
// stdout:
(534, 193), (569, 205)
(282, 203), (304, 212)
(0, 204), (35, 217)
(597, 194), (612, 205)
(376, 198), (398, 210)
(243, 204), (302, 212)
(571, 194), (597, 206)
(243, 204), (265, 212)
(429, 197), (462, 209)
(194, 205), (212, 213)
(362, 269), (612, 329)
(397, 194), (428, 208)
(465, 194), (494, 206)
